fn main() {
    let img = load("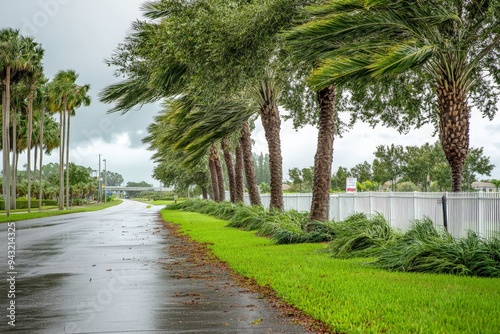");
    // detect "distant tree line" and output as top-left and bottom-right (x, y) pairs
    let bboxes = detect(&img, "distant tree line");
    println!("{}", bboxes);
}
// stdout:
(327, 142), (494, 192)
